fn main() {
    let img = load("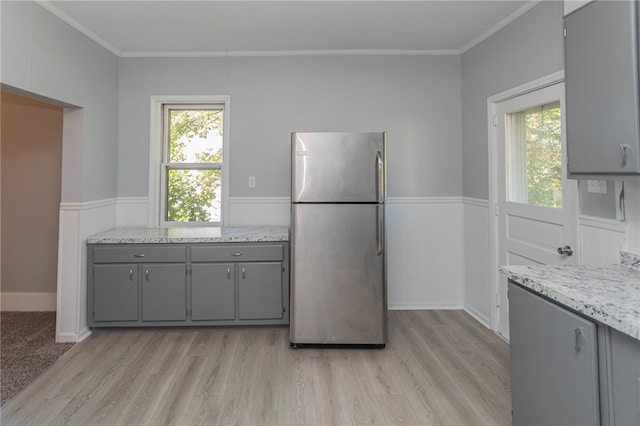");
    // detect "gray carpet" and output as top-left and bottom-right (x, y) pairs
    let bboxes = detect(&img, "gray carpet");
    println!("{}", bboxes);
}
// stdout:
(1, 311), (75, 406)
